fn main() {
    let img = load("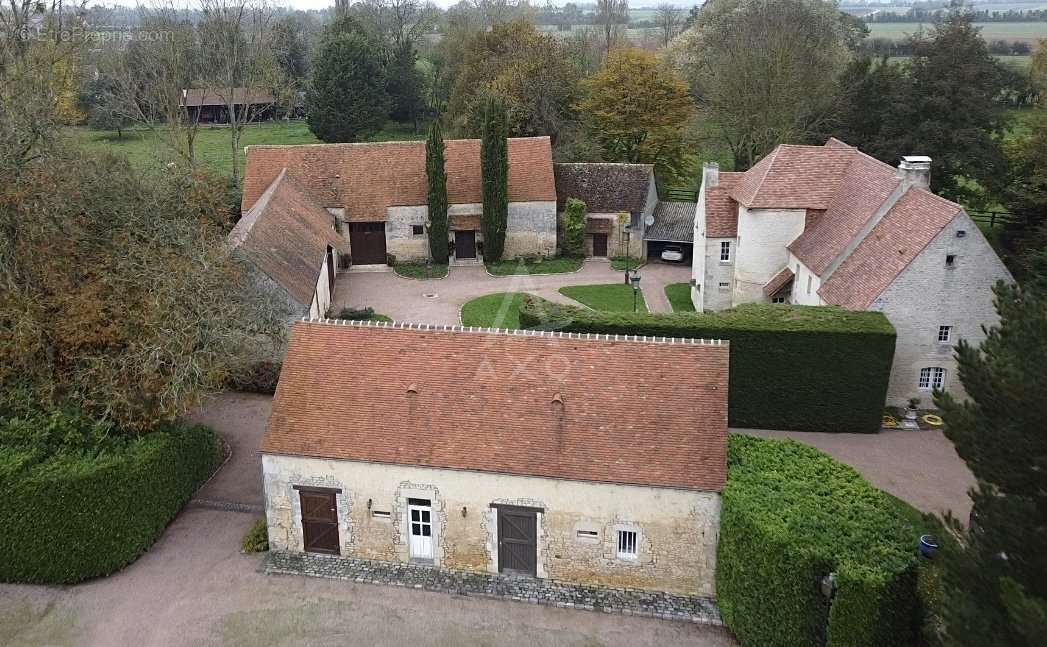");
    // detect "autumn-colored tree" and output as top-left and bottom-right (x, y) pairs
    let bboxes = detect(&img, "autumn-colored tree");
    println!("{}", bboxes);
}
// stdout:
(577, 47), (693, 182)
(0, 148), (290, 430)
